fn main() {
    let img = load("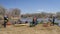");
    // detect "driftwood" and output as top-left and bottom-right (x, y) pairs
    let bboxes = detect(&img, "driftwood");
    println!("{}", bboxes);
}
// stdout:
(14, 24), (29, 27)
